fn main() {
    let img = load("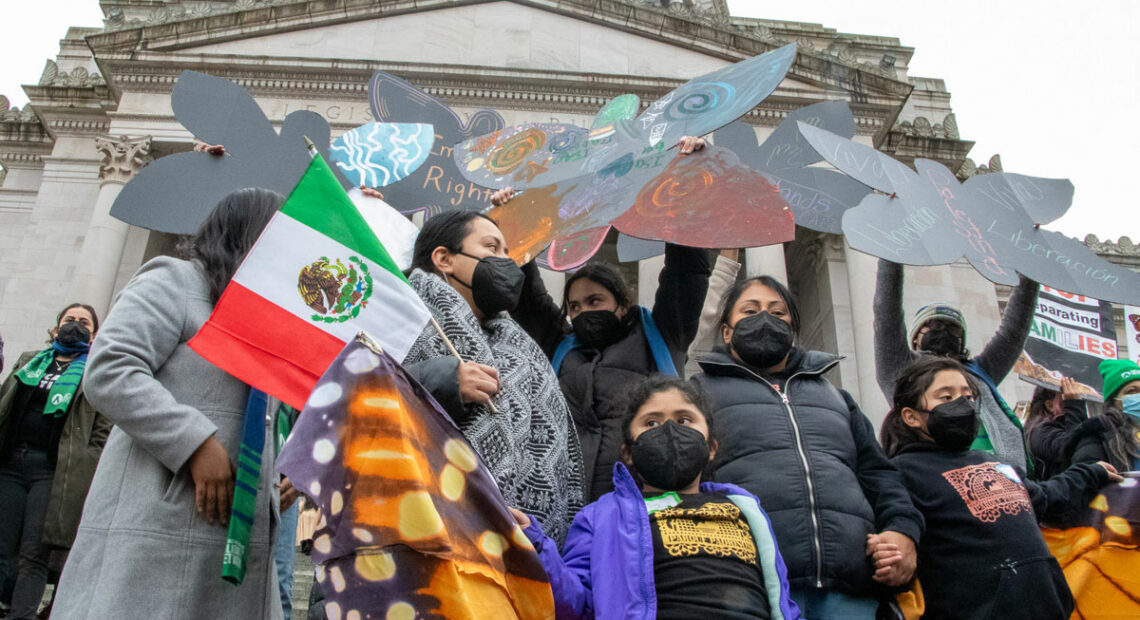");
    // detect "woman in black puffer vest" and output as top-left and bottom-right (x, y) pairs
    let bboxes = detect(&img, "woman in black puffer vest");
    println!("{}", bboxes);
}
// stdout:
(692, 275), (924, 618)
